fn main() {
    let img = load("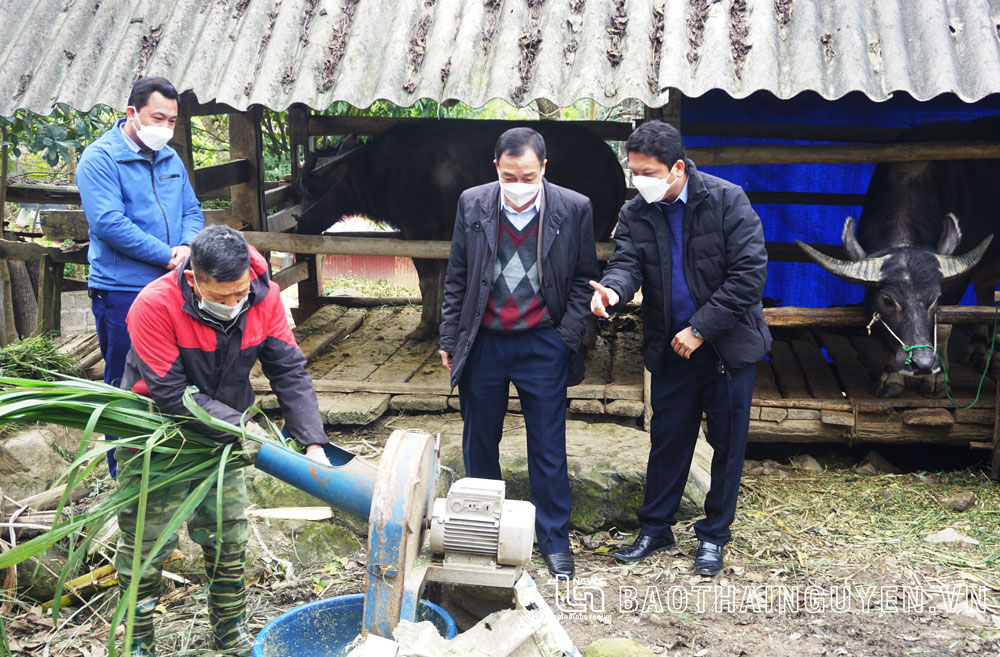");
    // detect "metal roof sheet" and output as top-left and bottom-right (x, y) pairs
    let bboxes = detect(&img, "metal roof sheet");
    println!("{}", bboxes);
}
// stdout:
(3, 0), (999, 116)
